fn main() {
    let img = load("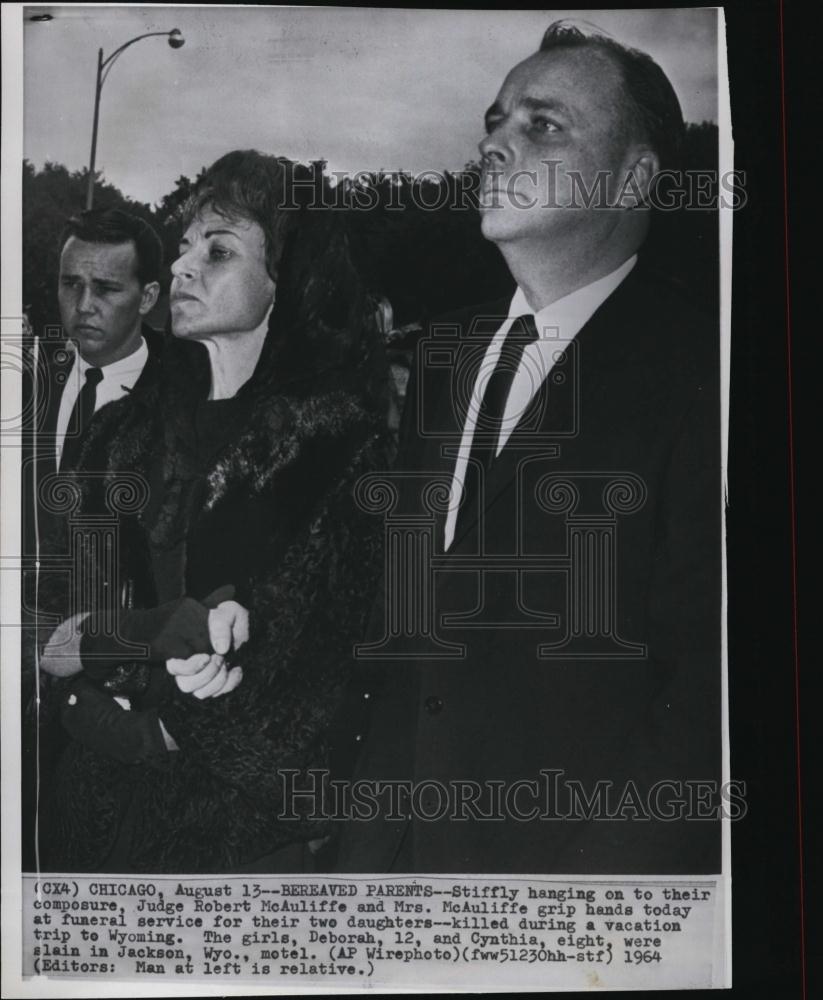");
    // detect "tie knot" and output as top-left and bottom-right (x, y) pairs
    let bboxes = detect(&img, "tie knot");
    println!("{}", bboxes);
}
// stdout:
(84, 367), (103, 386)
(509, 313), (539, 344)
